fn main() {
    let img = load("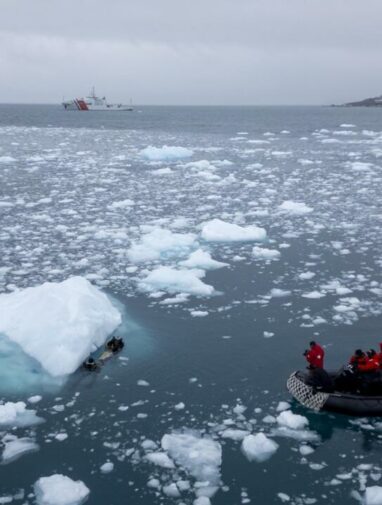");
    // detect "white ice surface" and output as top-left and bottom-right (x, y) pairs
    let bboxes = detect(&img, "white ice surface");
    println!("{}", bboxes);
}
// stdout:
(201, 219), (266, 242)
(278, 201), (313, 215)
(0, 401), (42, 427)
(365, 486), (382, 505)
(1, 435), (39, 463)
(276, 411), (309, 430)
(241, 433), (279, 462)
(0, 277), (121, 376)
(252, 246), (281, 260)
(179, 249), (228, 270)
(140, 145), (193, 161)
(139, 267), (214, 296)
(127, 228), (197, 263)
(161, 432), (222, 496)
(34, 474), (90, 505)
